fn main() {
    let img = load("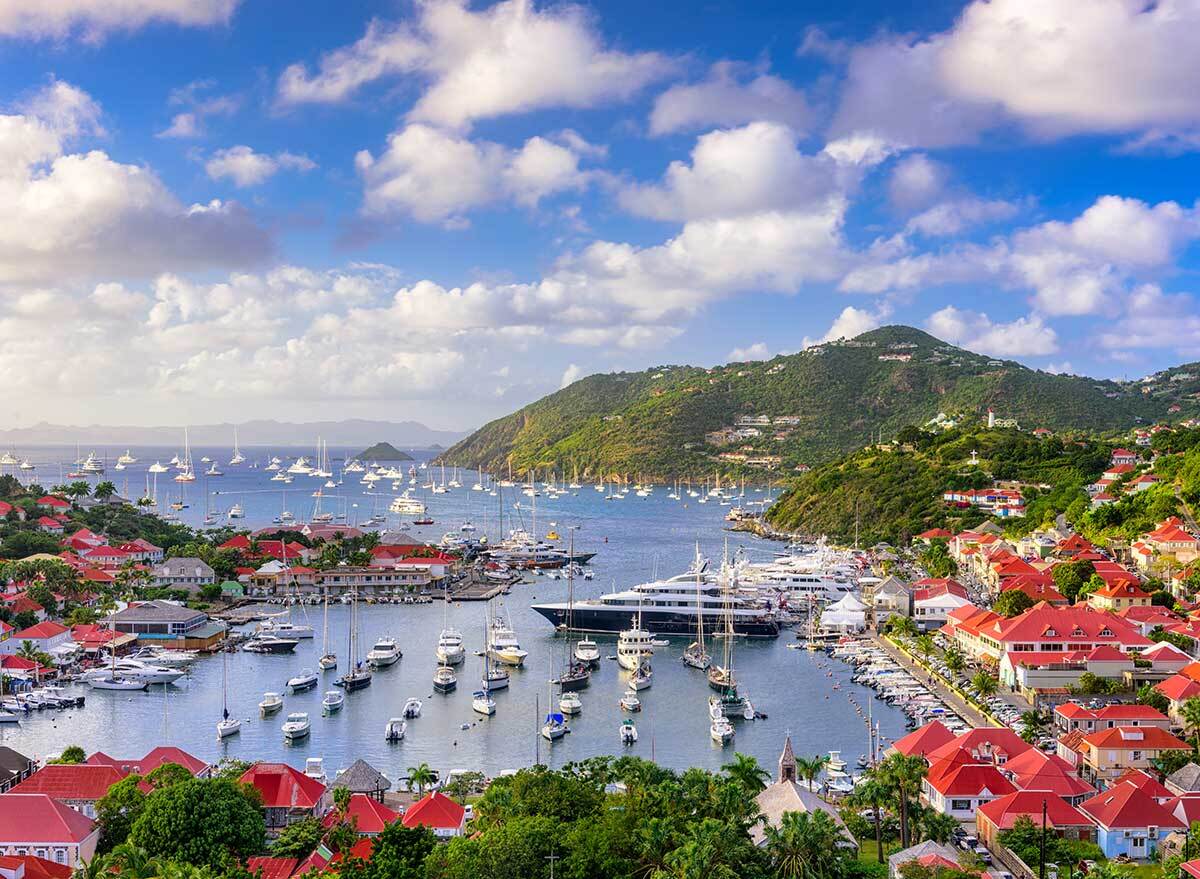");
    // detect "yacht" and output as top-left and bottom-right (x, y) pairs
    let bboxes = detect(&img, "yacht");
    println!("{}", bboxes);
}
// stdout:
(18, 457), (34, 471)
(130, 647), (196, 666)
(532, 558), (781, 638)
(207, 462), (224, 477)
(259, 692), (284, 715)
(619, 689), (641, 712)
(322, 689), (344, 713)
(486, 614), (528, 667)
(258, 615), (315, 639)
(366, 638), (402, 668)
(81, 451), (104, 473)
(304, 758), (327, 784)
(226, 502), (242, 518)
(472, 689), (497, 715)
(480, 529), (595, 570)
(85, 658), (184, 685)
(148, 461), (169, 473)
(89, 674), (148, 691)
(287, 457), (313, 475)
(244, 635), (300, 654)
(541, 701), (567, 741)
(620, 719), (638, 744)
(559, 691), (582, 715)
(433, 665), (457, 693)
(282, 712), (311, 740)
(217, 715), (241, 739)
(117, 450), (137, 465)
(436, 628), (466, 665)
(229, 429), (246, 465)
(616, 618), (655, 671)
(389, 495), (427, 516)
(629, 660), (653, 690)
(385, 718), (407, 742)
(287, 669), (319, 692)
